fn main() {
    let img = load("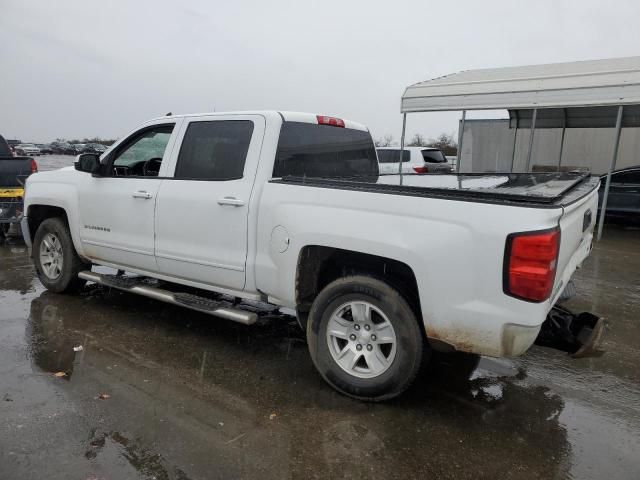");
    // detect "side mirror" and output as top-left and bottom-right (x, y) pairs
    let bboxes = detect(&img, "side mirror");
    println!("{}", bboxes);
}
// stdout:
(74, 153), (101, 174)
